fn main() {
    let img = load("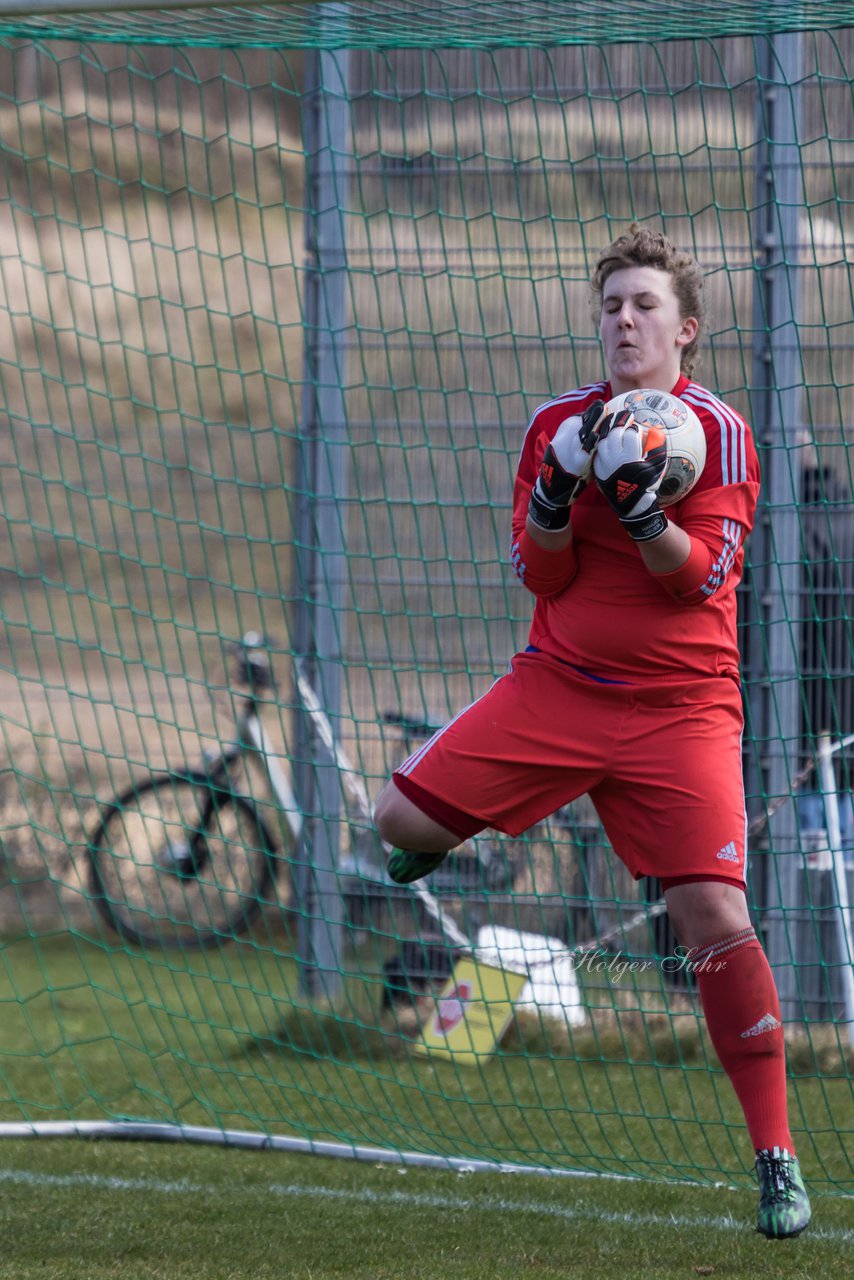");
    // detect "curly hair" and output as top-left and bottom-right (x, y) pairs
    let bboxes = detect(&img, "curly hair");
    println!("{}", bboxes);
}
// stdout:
(589, 224), (706, 377)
